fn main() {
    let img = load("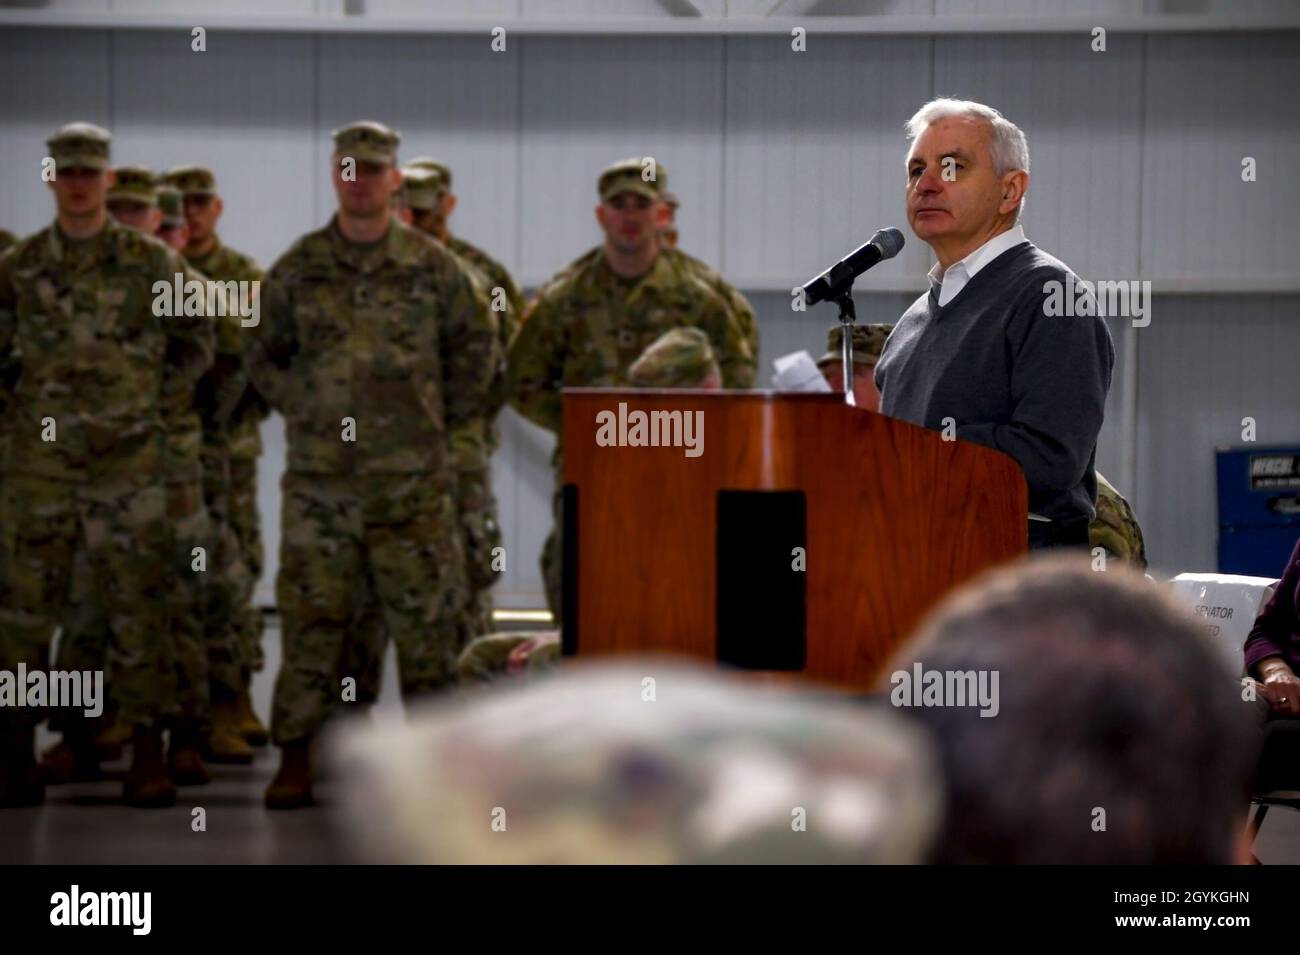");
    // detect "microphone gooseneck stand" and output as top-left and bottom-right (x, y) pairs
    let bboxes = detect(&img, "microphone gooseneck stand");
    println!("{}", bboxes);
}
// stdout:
(833, 287), (857, 407)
